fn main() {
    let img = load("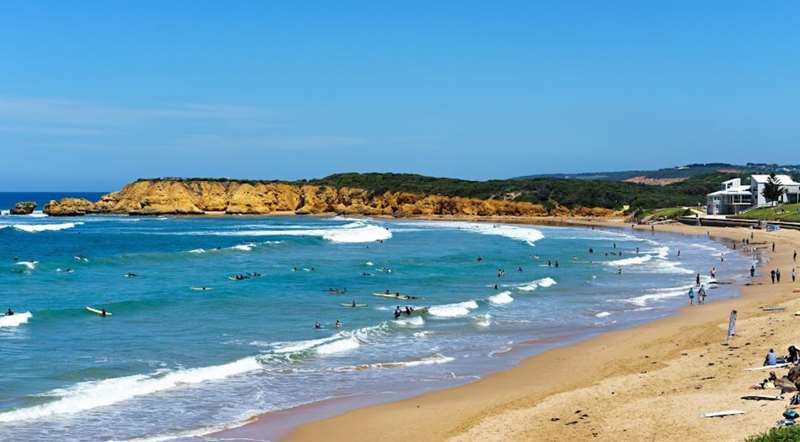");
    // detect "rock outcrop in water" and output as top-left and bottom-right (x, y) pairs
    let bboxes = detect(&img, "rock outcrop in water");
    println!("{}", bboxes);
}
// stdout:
(43, 179), (616, 217)
(43, 198), (95, 216)
(10, 201), (36, 215)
